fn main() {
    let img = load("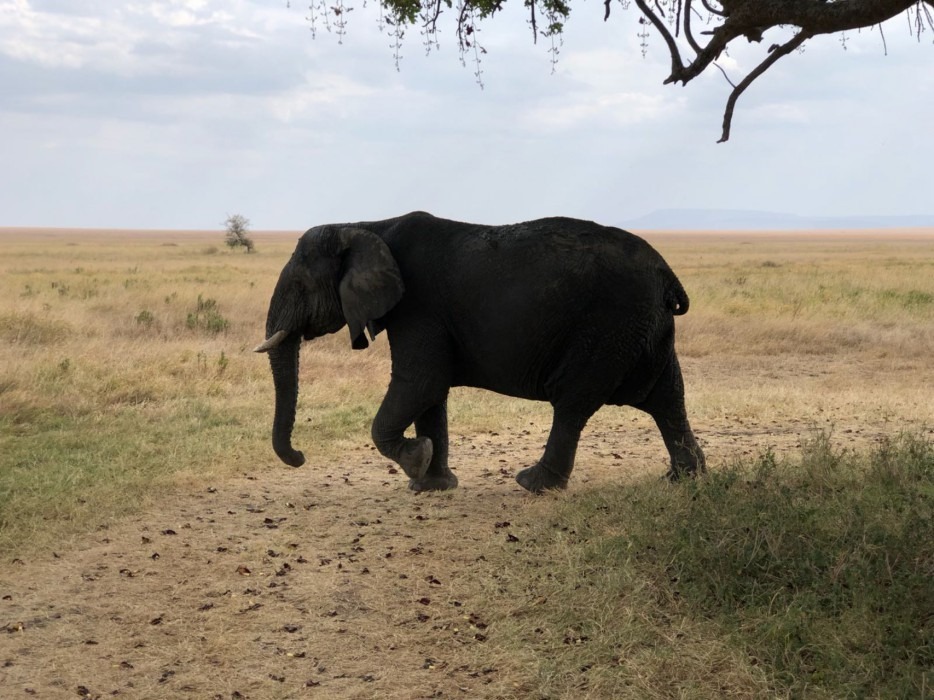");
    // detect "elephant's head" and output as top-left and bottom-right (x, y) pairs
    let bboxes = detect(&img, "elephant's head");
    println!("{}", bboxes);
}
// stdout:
(254, 226), (404, 467)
